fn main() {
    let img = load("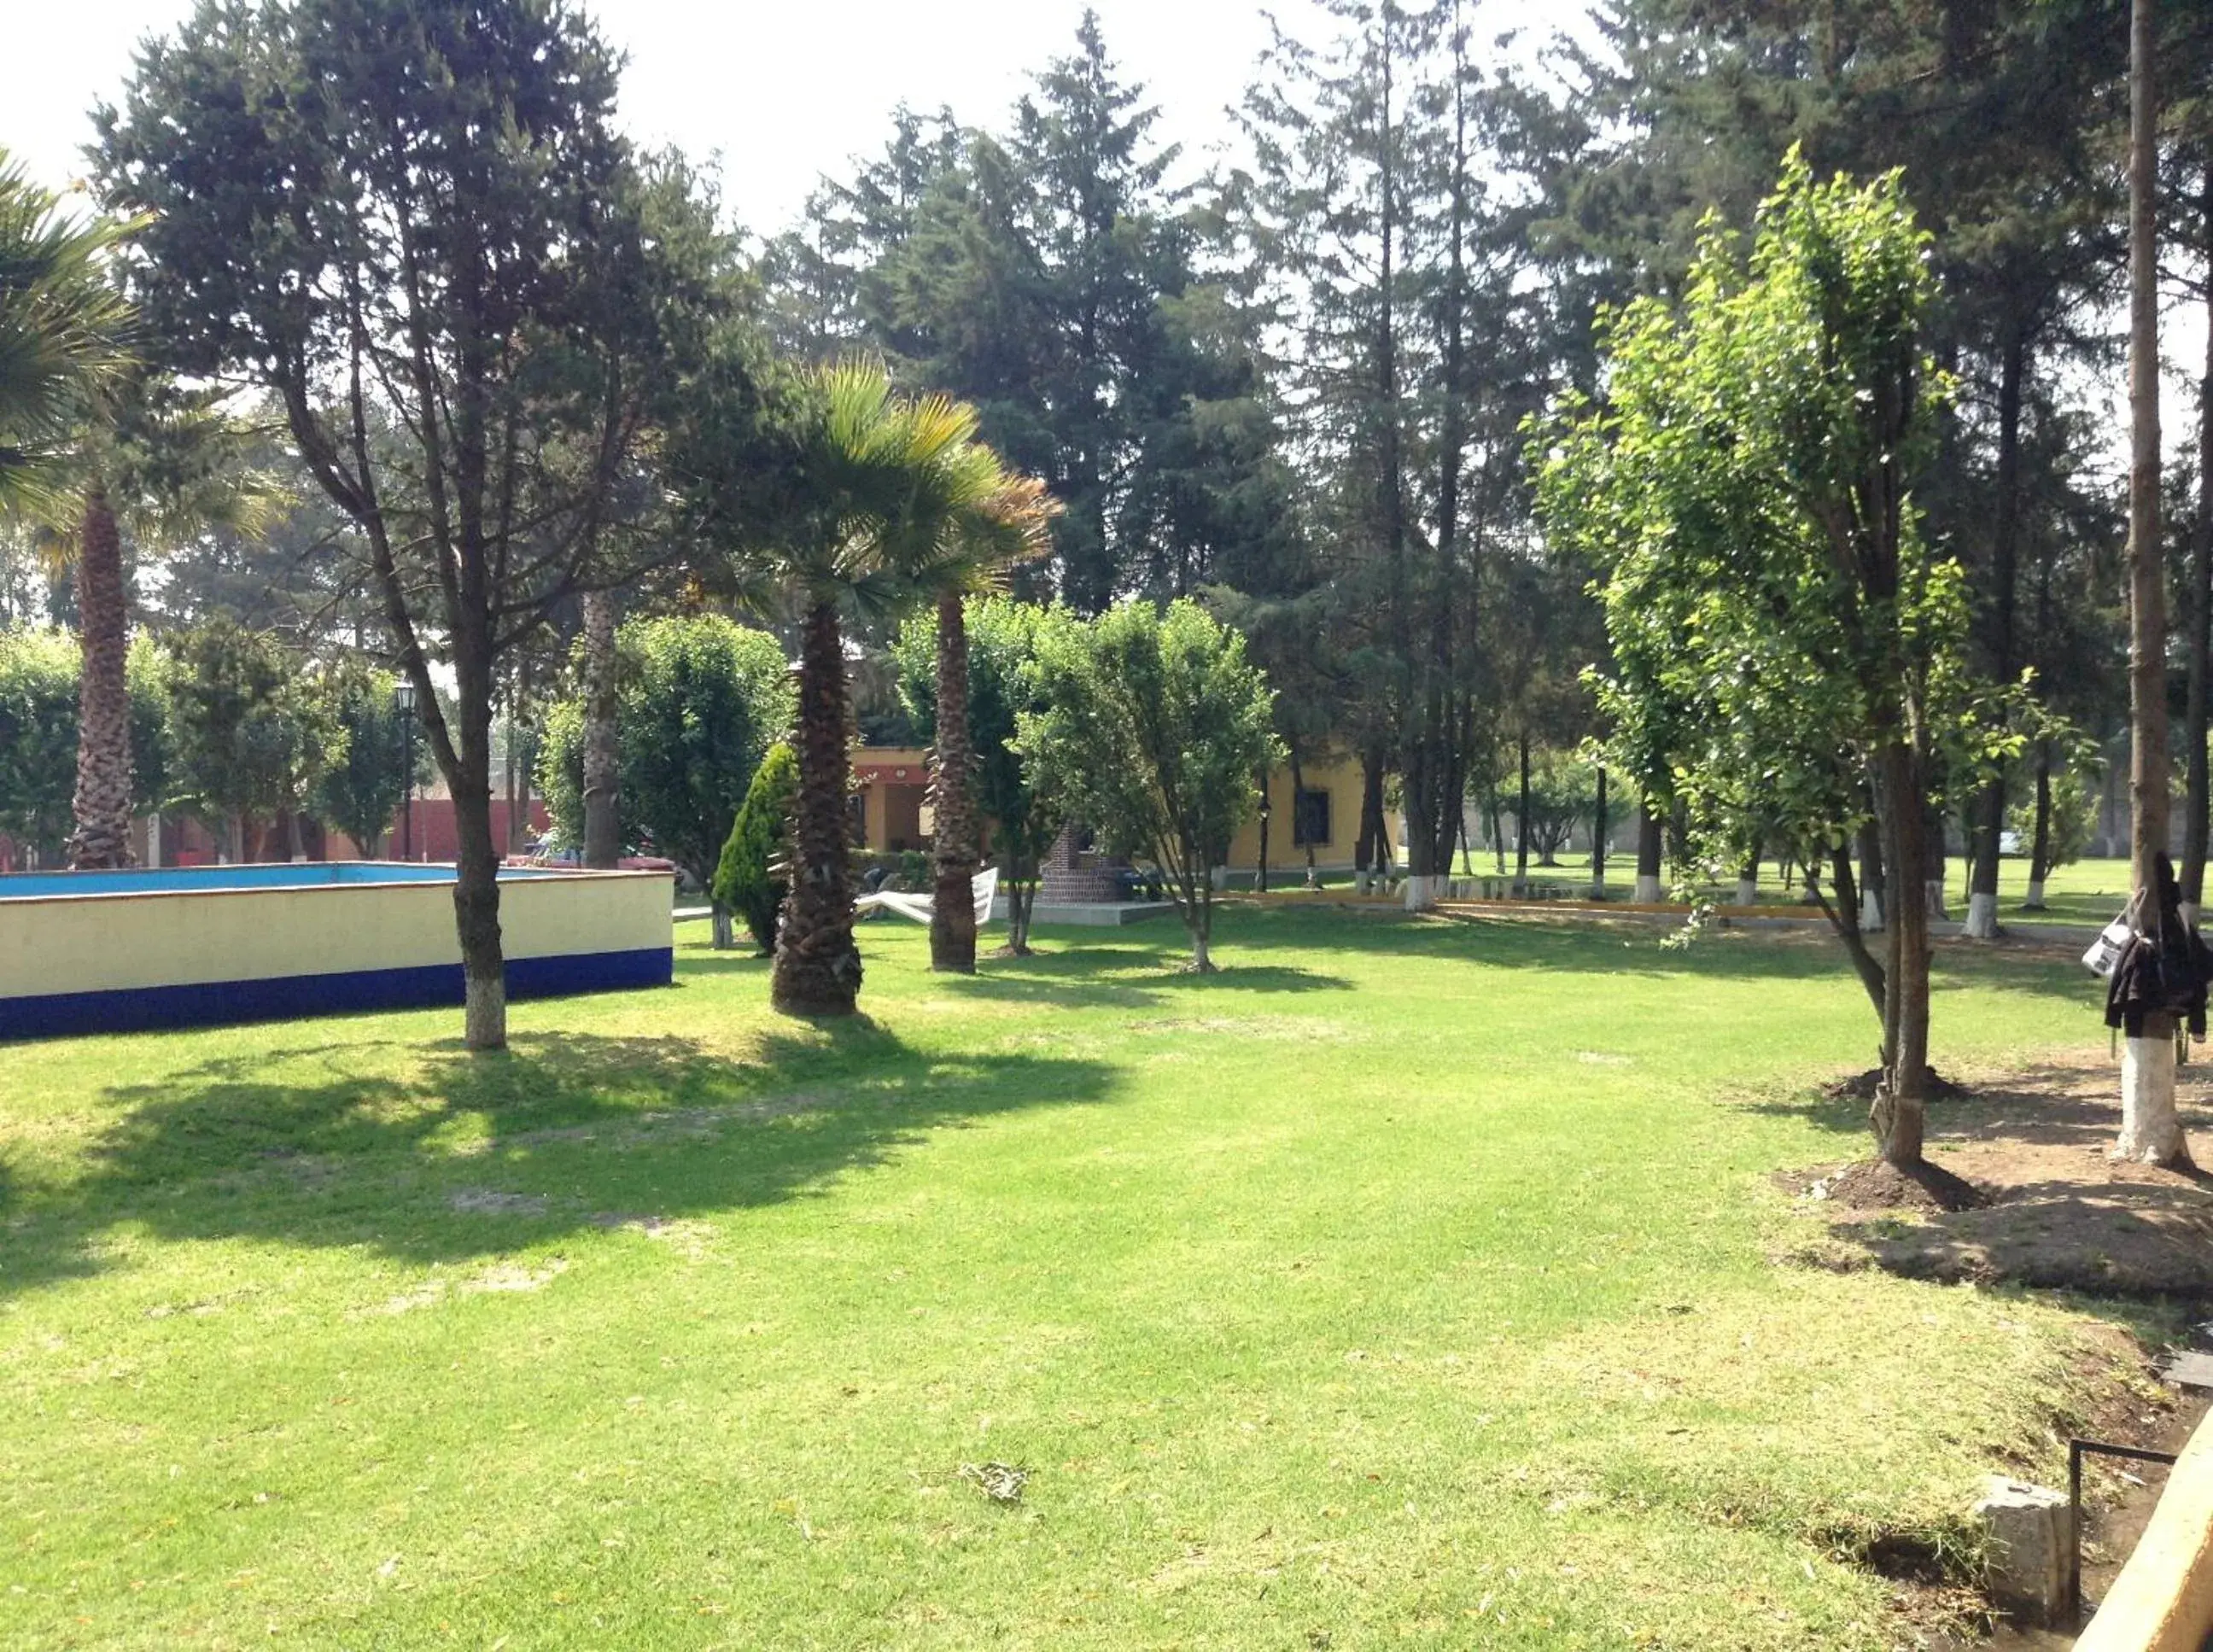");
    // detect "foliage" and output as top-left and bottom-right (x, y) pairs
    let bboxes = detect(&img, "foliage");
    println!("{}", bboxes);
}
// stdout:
(0, 626), (169, 859)
(0, 147), (137, 517)
(712, 741), (799, 955)
(1521, 749), (1602, 865)
(537, 616), (793, 892)
(166, 621), (336, 843)
(1015, 598), (1281, 966)
(307, 660), (423, 857)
